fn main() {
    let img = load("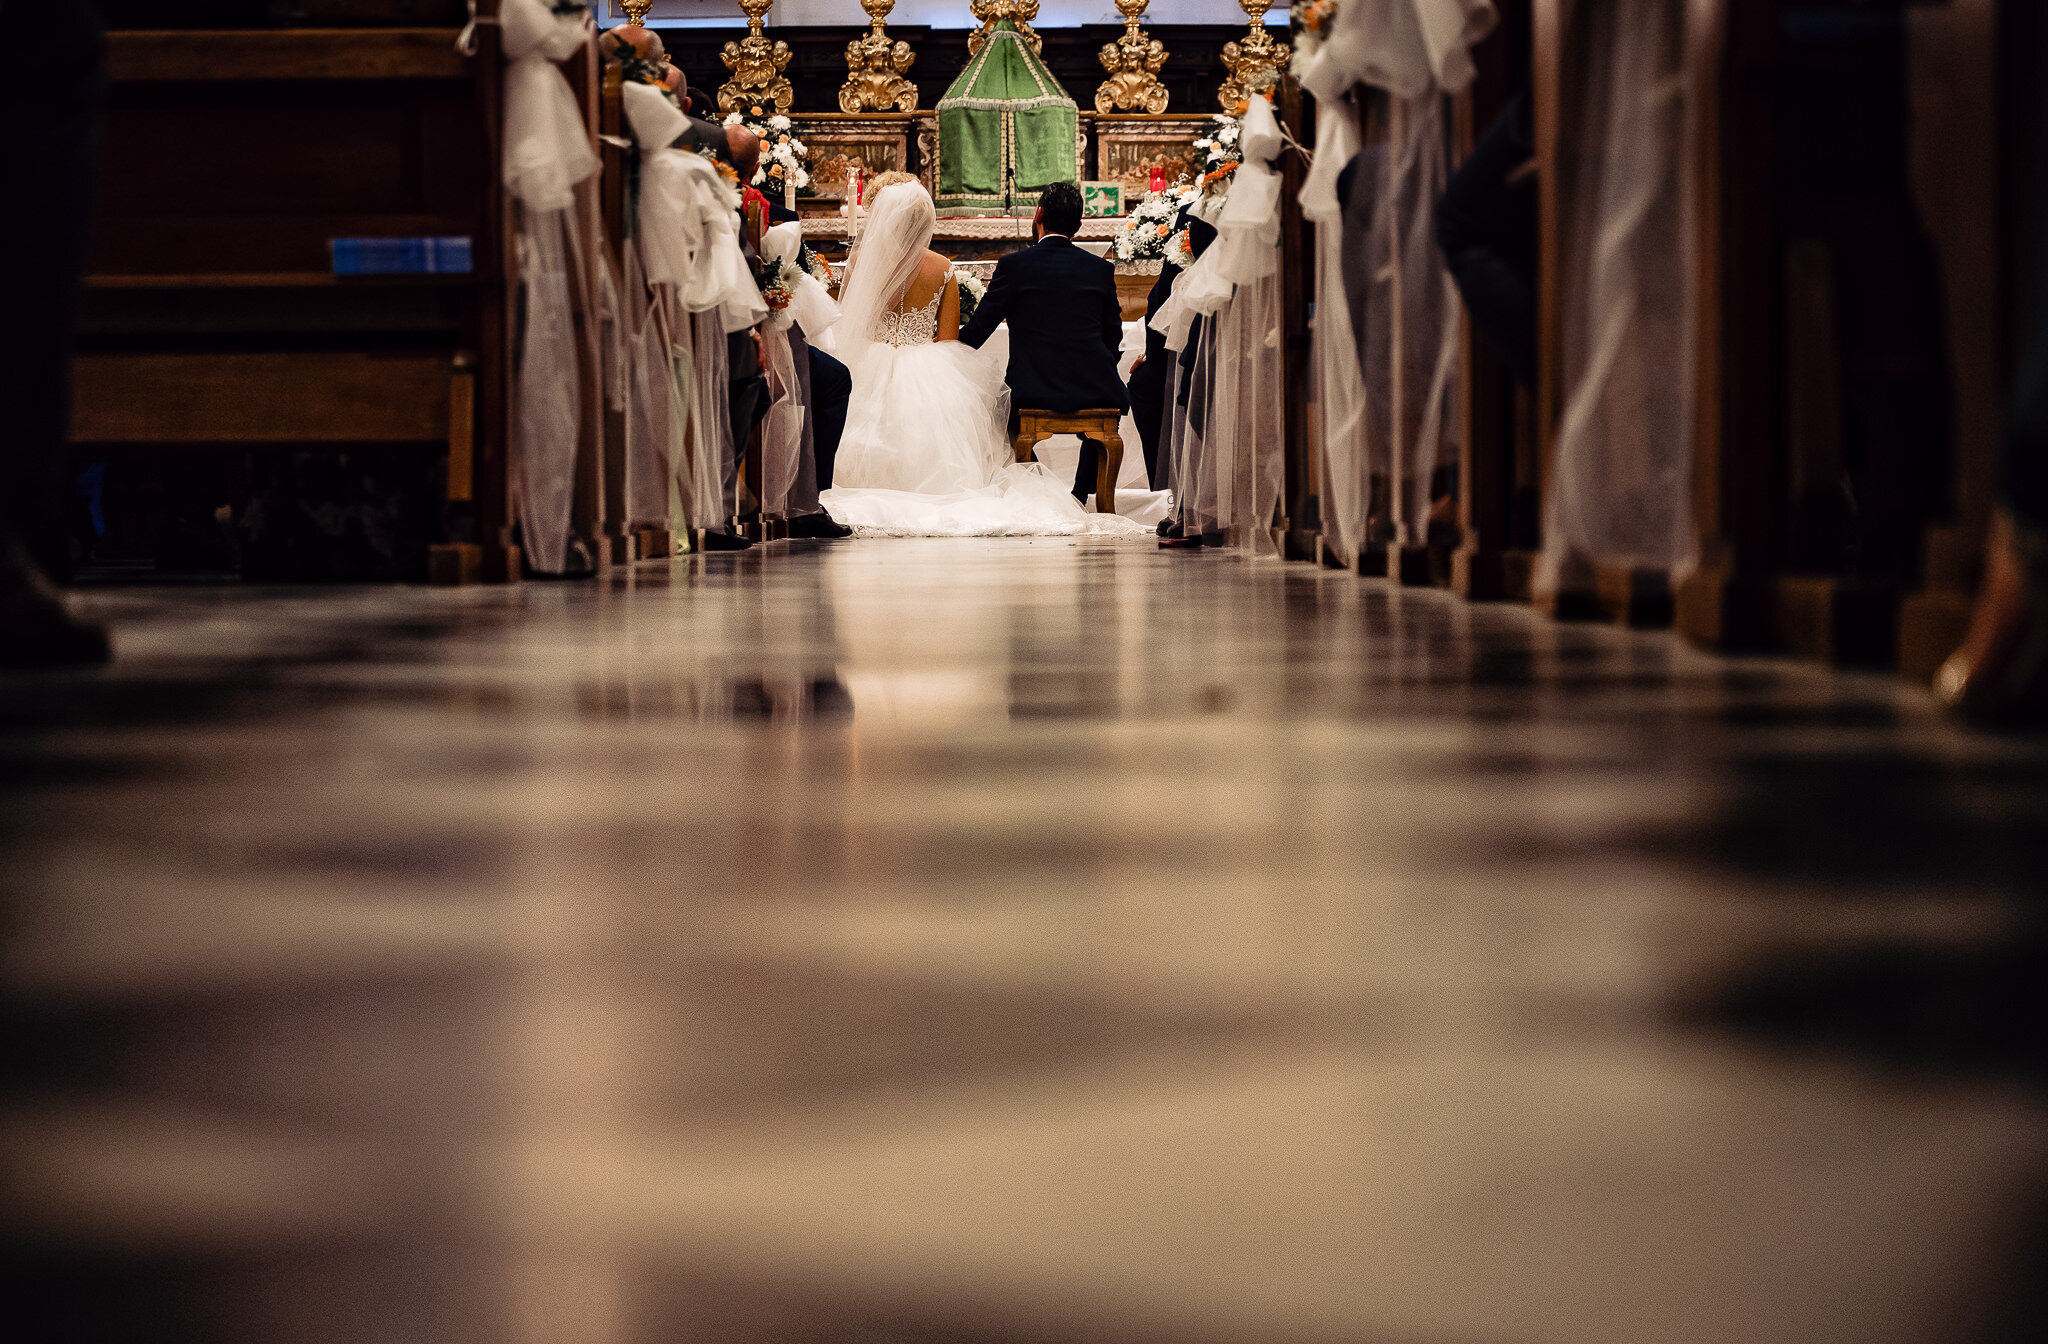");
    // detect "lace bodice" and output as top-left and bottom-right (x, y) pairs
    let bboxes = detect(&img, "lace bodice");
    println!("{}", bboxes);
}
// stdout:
(873, 279), (946, 347)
